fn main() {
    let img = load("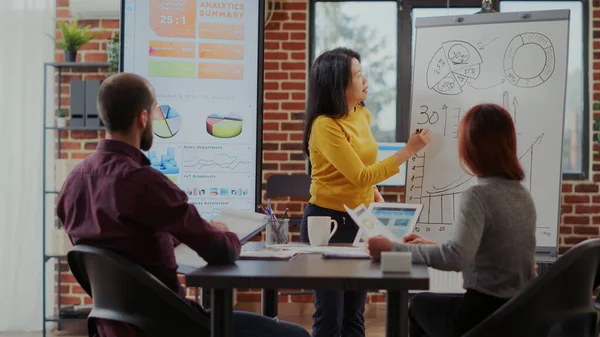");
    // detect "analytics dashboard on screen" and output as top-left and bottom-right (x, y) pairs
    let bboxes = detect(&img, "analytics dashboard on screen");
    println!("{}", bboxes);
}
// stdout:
(121, 0), (262, 220)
